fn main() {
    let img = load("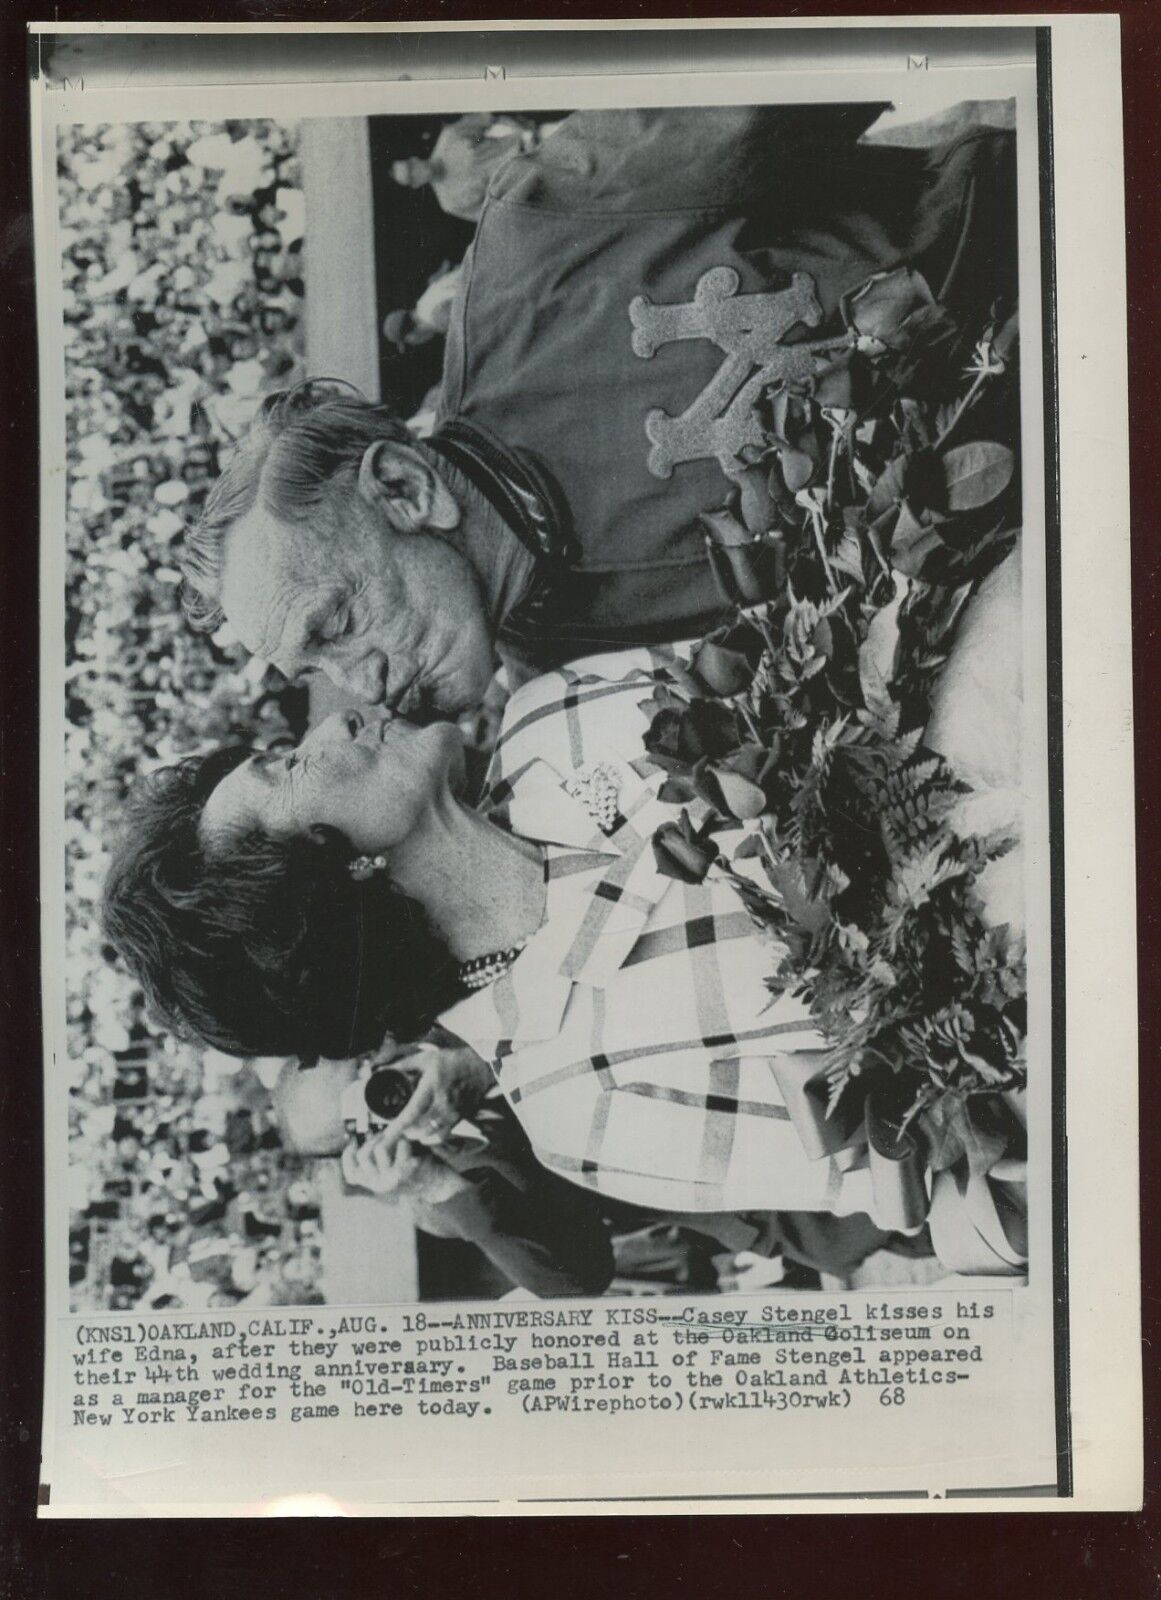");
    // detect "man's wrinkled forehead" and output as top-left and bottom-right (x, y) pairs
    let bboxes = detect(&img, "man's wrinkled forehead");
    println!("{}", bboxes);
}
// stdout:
(220, 505), (335, 662)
